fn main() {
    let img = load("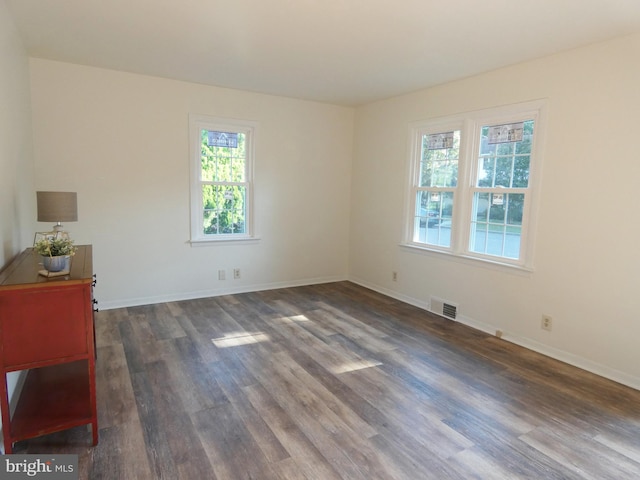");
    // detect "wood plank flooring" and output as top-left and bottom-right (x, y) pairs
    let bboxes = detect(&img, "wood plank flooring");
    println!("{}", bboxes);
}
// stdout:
(14, 281), (640, 479)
